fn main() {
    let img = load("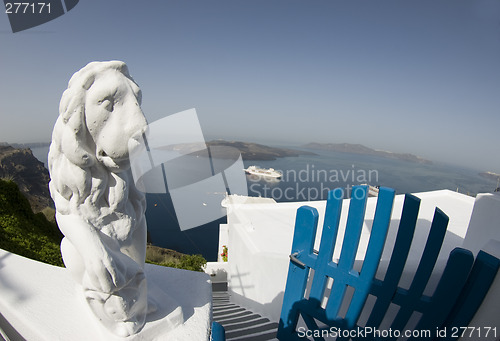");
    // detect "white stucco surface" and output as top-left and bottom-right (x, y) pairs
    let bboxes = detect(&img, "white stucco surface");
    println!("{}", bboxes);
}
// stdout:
(218, 224), (229, 262)
(463, 192), (500, 255)
(0, 249), (212, 341)
(227, 190), (477, 322)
